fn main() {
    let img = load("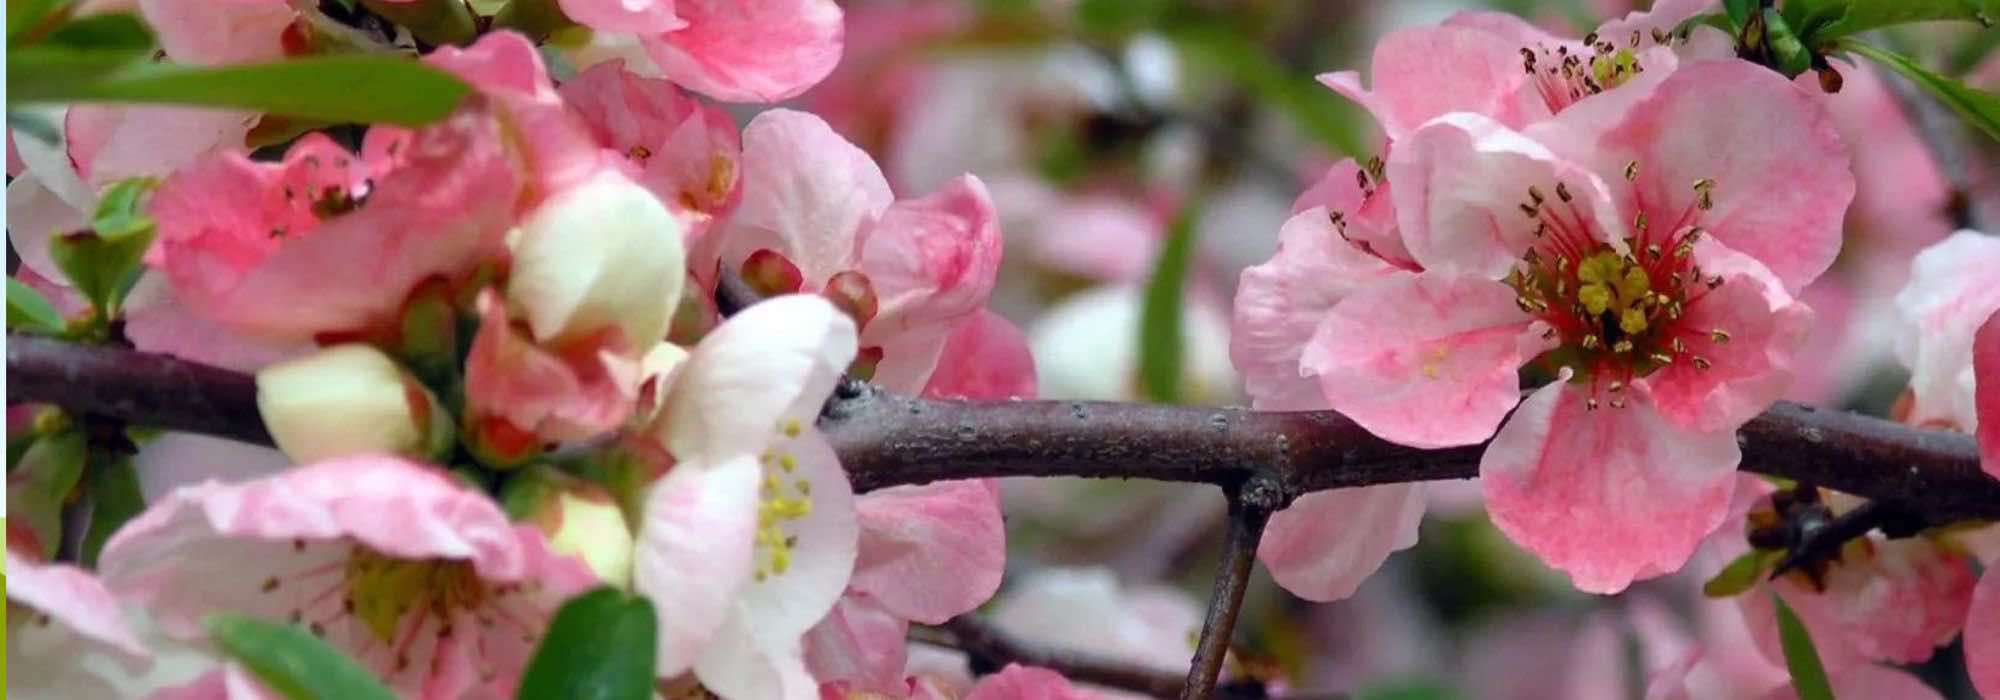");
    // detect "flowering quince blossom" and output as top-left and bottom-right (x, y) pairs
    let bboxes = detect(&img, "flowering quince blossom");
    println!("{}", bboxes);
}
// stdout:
(95, 456), (596, 699)
(554, 0), (844, 103)
(629, 294), (861, 699)
(146, 106), (522, 343)
(559, 60), (745, 234)
(693, 108), (1002, 394)
(6, 548), (154, 699)
(1238, 58), (1850, 596)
